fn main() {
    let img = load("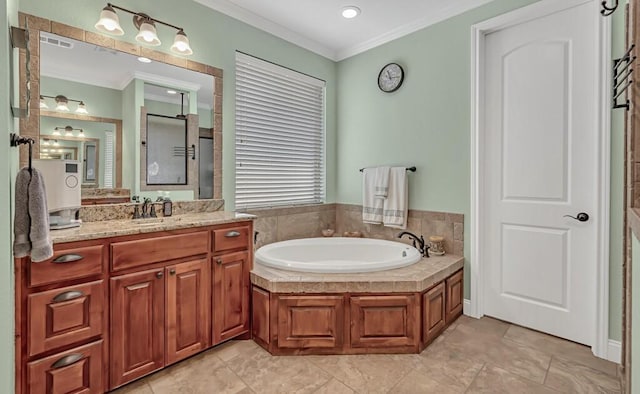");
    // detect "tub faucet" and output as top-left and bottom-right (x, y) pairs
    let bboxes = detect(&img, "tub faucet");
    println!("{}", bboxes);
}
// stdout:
(397, 231), (430, 258)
